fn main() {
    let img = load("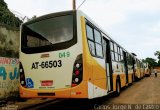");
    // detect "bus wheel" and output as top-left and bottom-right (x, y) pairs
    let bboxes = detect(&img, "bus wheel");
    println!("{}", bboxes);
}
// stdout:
(115, 80), (121, 96)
